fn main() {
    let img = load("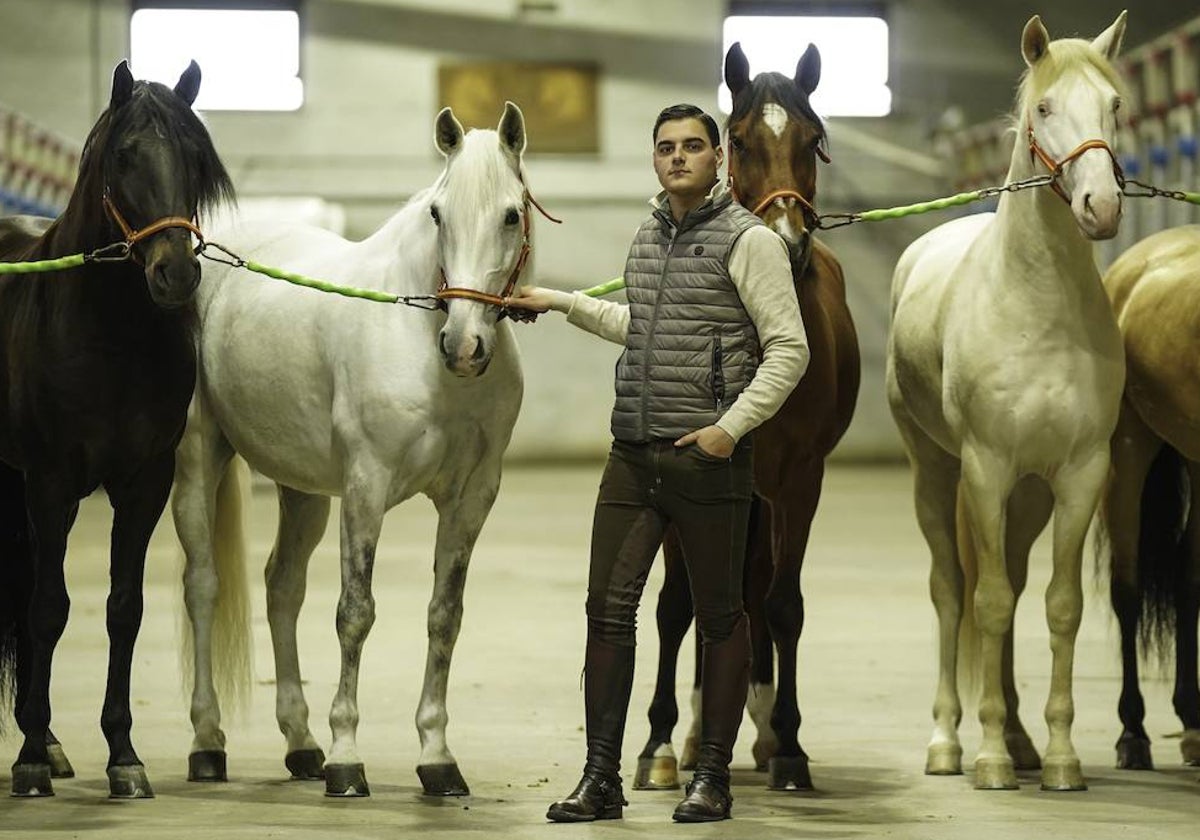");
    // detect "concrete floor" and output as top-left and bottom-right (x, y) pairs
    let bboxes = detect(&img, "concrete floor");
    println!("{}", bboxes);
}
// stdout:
(0, 464), (1196, 839)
